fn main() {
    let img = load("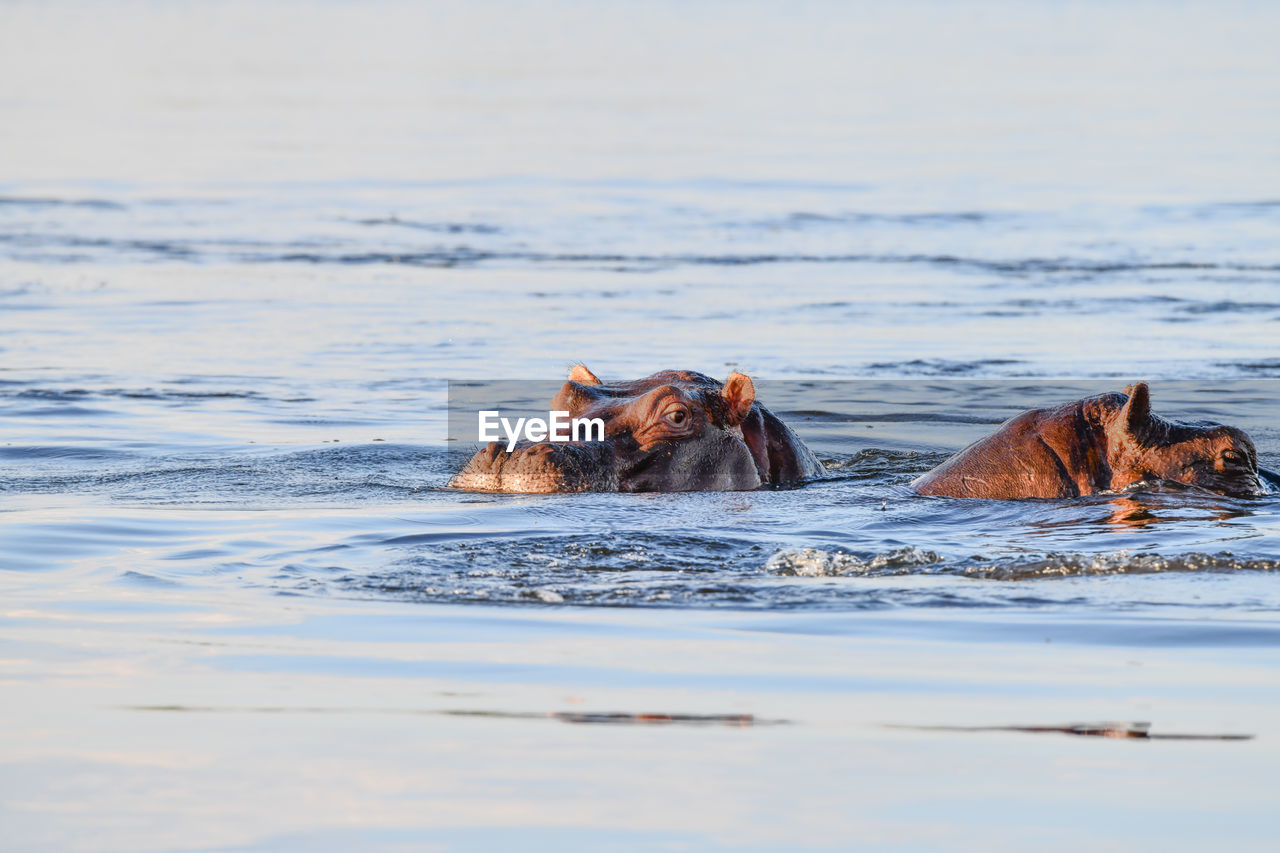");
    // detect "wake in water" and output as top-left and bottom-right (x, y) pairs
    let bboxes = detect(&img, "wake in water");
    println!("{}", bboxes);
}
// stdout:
(767, 547), (1280, 581)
